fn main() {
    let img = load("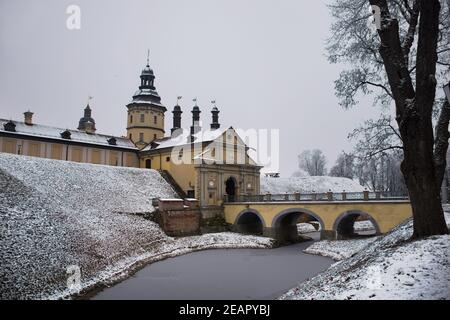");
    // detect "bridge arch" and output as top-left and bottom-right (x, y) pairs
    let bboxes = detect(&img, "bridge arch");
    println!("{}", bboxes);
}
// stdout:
(333, 210), (381, 239)
(234, 209), (265, 235)
(271, 208), (325, 243)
